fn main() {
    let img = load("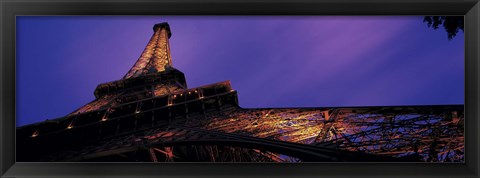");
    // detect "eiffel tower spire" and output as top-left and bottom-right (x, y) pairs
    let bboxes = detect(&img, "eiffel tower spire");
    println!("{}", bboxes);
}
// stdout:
(124, 22), (173, 79)
(66, 22), (187, 115)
